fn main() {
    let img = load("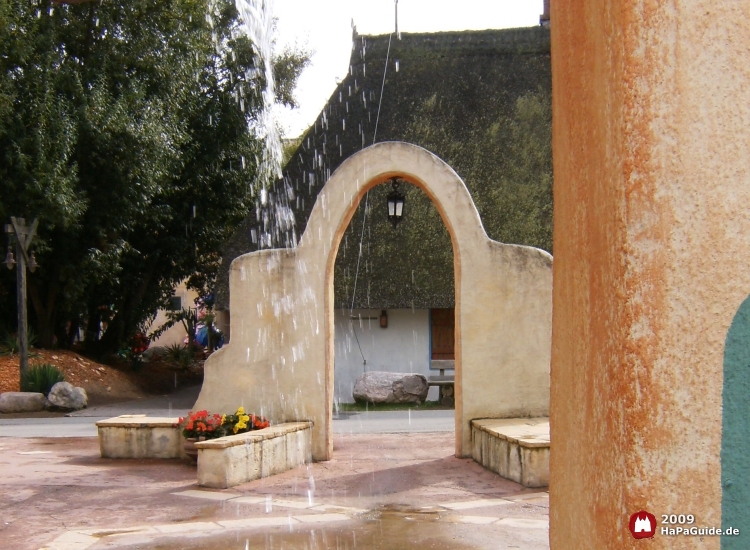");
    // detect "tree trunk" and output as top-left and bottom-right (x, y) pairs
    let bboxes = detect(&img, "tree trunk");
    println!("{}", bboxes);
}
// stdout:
(85, 304), (101, 344)
(27, 279), (57, 348)
(98, 260), (158, 354)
